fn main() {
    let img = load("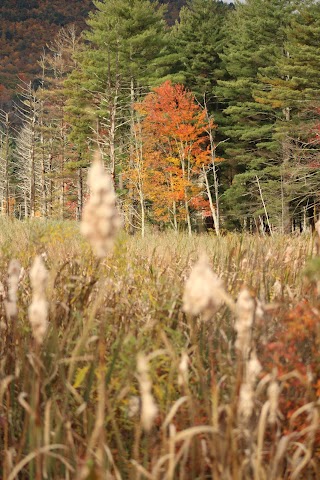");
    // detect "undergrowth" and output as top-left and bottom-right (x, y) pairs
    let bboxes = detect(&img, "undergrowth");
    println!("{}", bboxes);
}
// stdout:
(0, 219), (319, 479)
